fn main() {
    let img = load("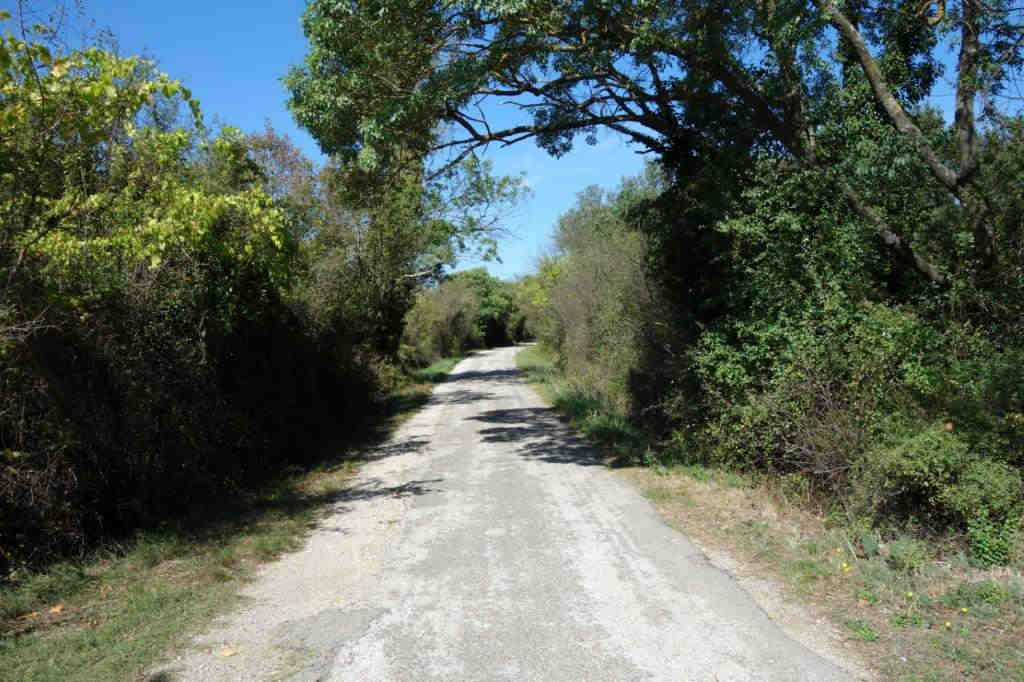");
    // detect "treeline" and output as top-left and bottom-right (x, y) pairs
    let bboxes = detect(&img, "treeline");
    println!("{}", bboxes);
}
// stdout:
(0, 13), (520, 571)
